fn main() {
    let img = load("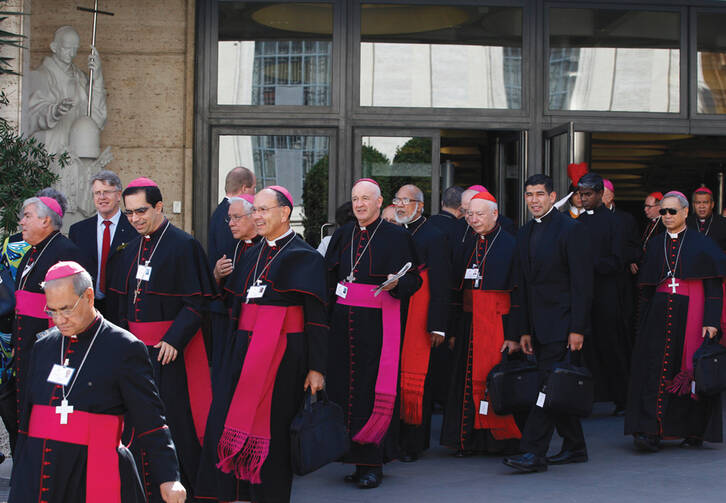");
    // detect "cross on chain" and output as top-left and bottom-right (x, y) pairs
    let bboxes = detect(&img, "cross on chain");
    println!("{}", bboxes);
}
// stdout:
(668, 277), (679, 295)
(56, 399), (74, 425)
